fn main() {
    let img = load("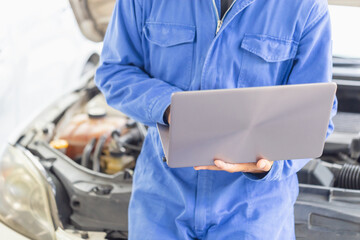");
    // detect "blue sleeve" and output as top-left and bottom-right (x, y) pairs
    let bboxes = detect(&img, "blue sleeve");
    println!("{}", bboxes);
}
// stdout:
(94, 0), (182, 127)
(244, 4), (337, 182)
